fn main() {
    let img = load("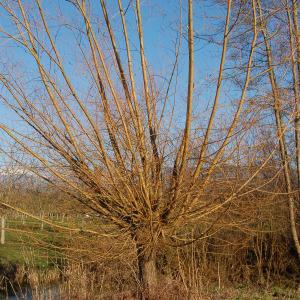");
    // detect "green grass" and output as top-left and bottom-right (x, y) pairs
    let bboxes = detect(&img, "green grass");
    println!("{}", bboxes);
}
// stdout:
(223, 286), (300, 300)
(0, 217), (66, 269)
